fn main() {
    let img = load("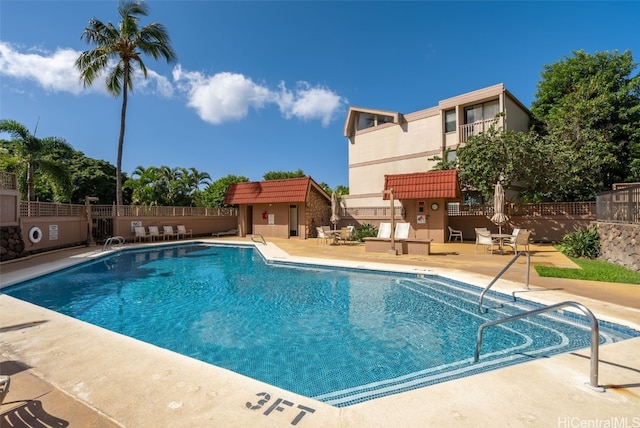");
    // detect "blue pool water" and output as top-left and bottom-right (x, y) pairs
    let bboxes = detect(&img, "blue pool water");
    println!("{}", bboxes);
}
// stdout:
(4, 244), (638, 407)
